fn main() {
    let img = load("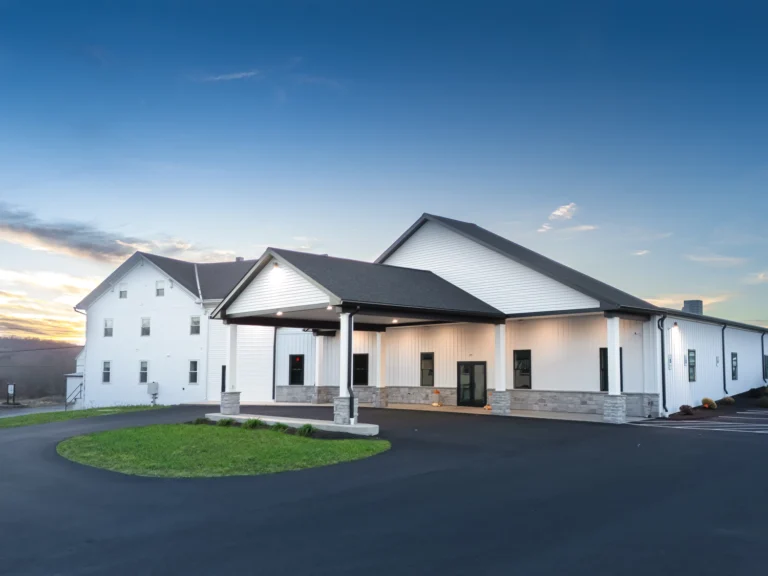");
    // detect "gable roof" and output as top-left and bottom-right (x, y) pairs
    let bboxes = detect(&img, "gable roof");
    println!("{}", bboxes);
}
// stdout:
(376, 213), (656, 312)
(215, 248), (505, 320)
(75, 252), (257, 311)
